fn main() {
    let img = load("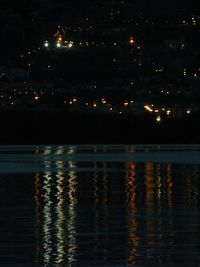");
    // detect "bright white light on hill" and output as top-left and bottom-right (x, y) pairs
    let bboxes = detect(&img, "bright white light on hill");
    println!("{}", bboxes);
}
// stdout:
(44, 41), (49, 47)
